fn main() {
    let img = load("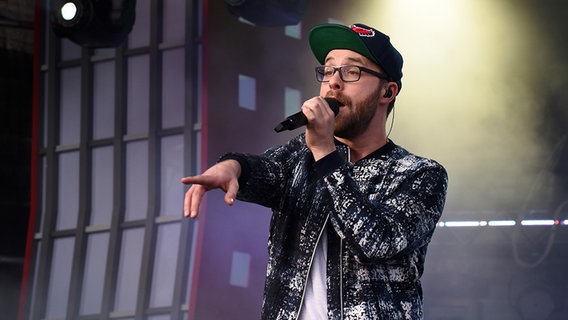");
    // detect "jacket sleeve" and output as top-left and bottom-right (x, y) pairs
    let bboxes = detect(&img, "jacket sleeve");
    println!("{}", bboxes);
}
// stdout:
(221, 134), (309, 208)
(323, 156), (448, 263)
